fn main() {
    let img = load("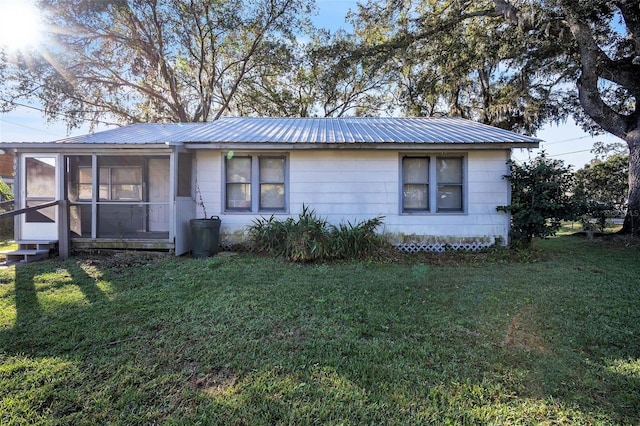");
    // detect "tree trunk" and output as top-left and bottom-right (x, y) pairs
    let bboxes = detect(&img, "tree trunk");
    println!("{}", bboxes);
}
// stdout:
(621, 130), (640, 236)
